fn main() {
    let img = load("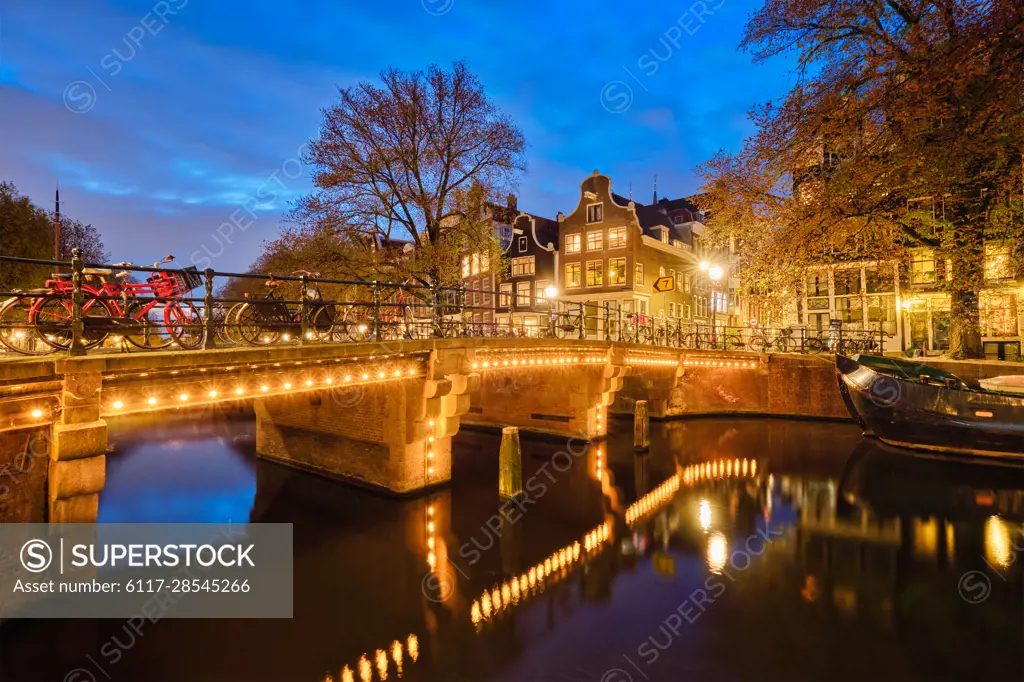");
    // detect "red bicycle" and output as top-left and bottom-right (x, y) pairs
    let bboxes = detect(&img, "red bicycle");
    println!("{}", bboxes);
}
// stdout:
(0, 256), (205, 354)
